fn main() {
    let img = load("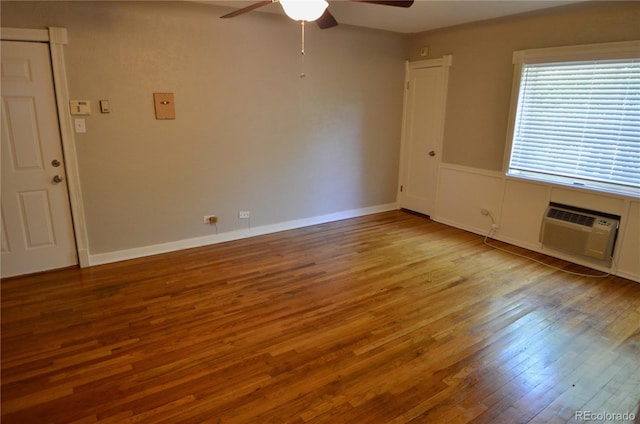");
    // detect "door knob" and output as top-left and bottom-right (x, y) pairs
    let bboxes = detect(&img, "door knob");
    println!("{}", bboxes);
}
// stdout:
(428, 150), (436, 157)
(51, 159), (61, 167)
(52, 175), (63, 183)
